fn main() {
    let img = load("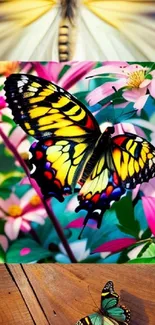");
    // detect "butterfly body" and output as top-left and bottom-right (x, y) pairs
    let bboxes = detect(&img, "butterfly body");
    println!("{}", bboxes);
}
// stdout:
(4, 73), (155, 233)
(76, 281), (130, 325)
(59, 0), (78, 61)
